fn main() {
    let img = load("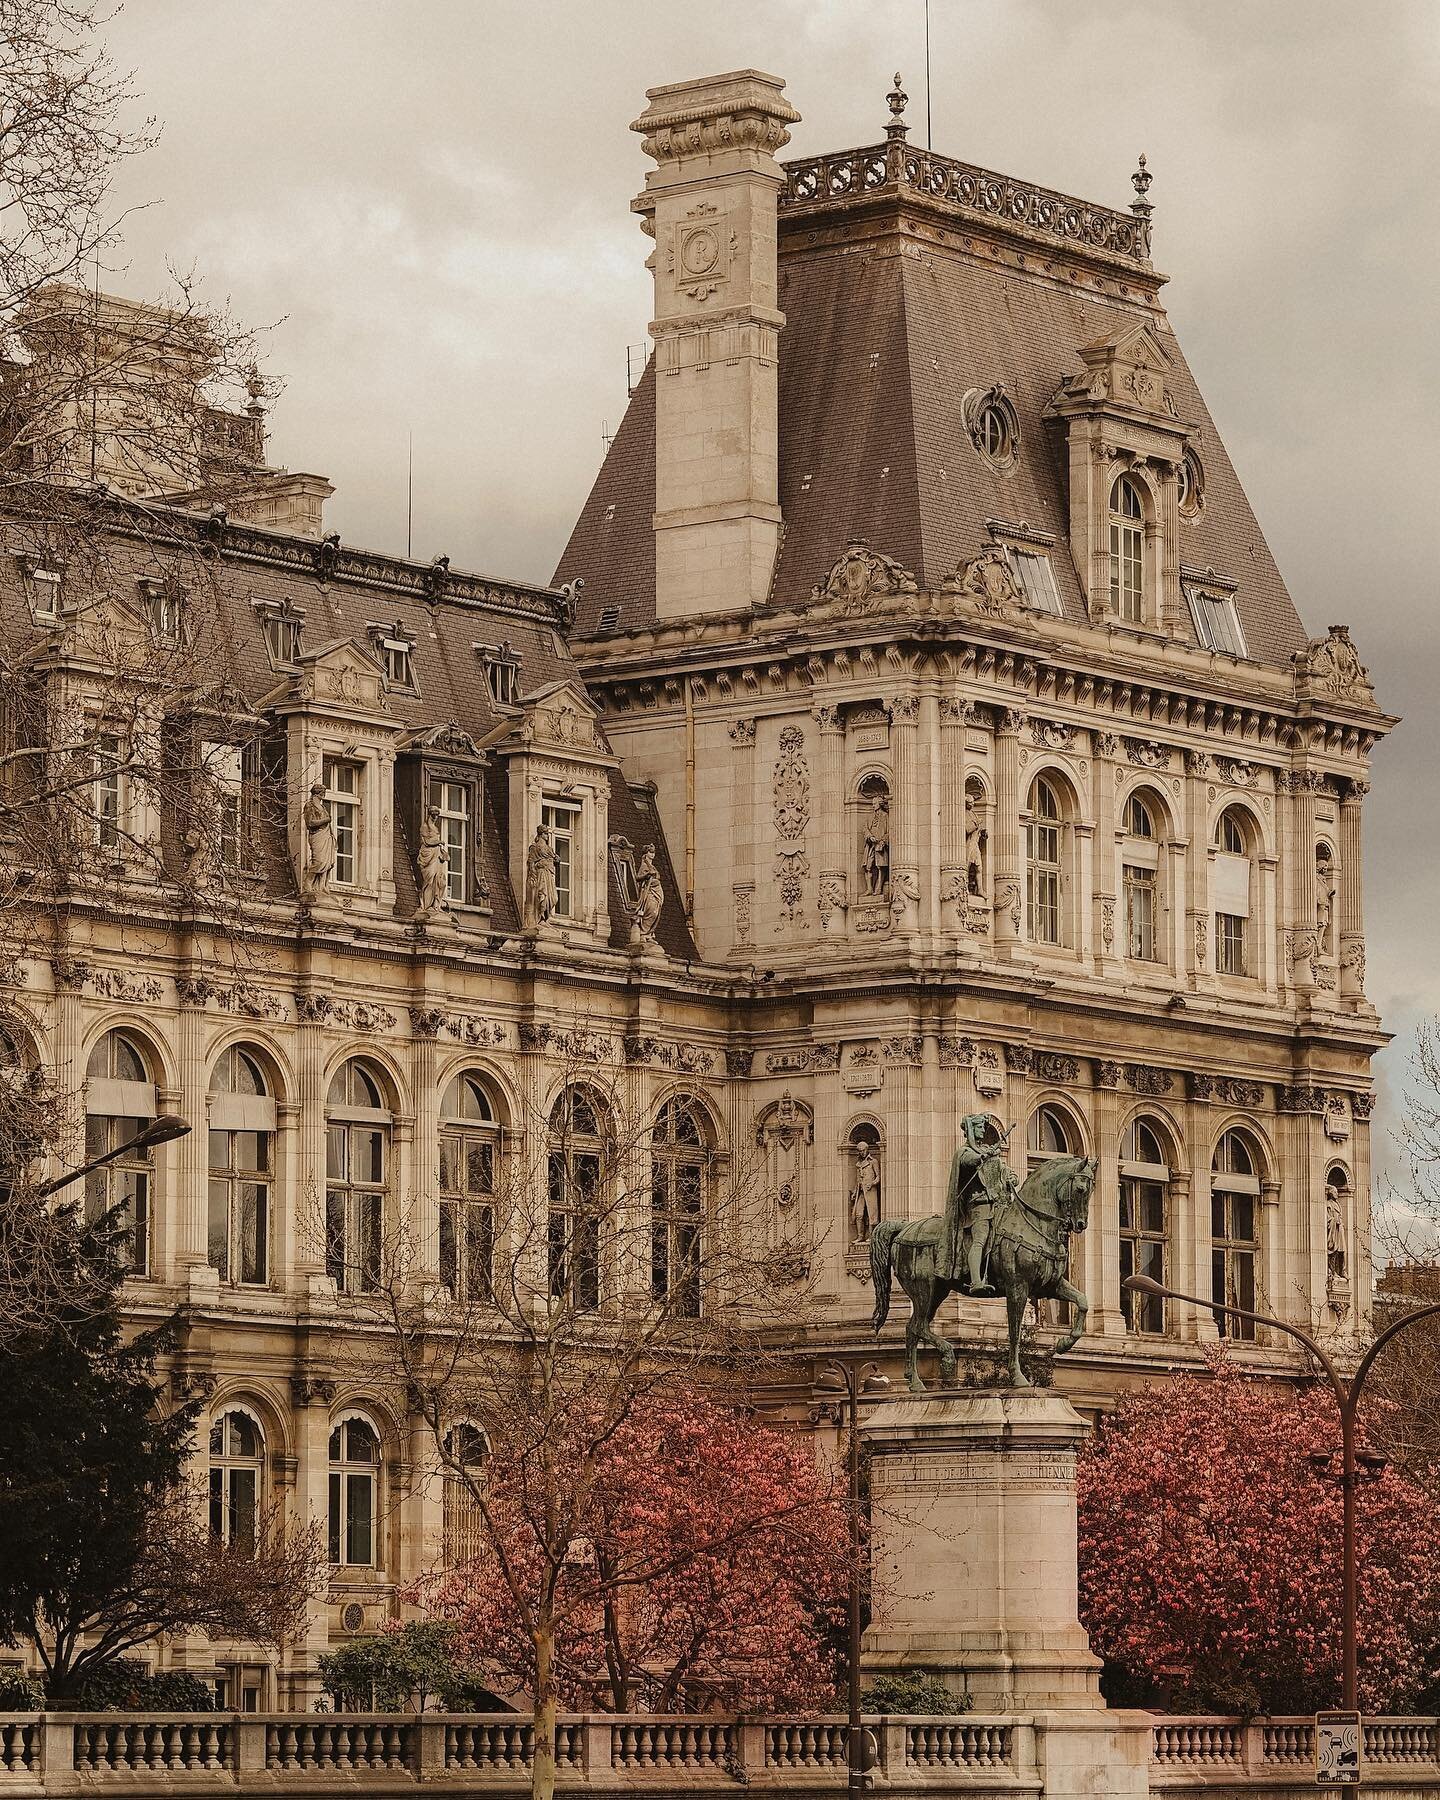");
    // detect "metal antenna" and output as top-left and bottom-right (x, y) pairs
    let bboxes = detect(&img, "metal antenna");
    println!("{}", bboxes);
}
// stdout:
(406, 432), (413, 559)
(924, 0), (933, 147)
